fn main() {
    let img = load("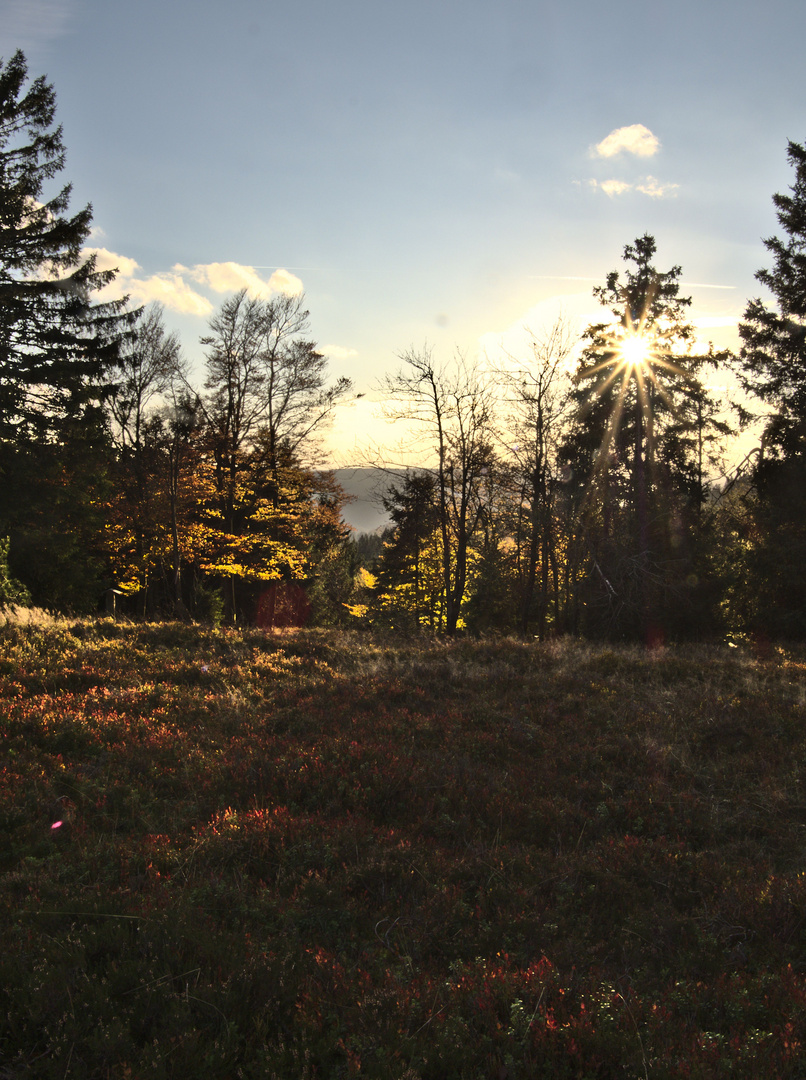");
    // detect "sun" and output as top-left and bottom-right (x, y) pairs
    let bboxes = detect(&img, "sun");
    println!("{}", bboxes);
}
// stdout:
(618, 332), (651, 371)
